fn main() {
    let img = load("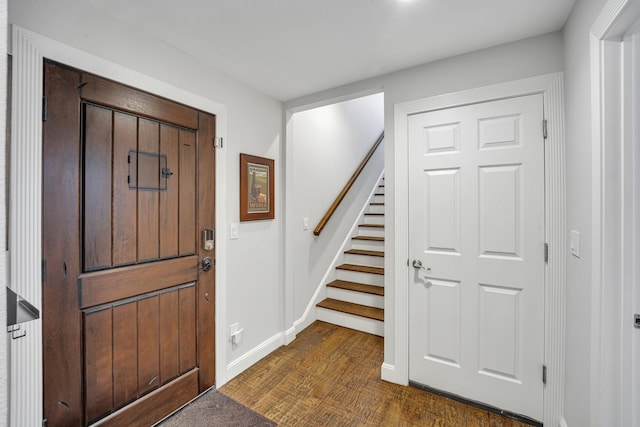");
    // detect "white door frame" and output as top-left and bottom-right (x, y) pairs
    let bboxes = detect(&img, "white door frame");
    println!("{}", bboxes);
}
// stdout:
(8, 25), (229, 426)
(392, 73), (566, 427)
(590, 0), (640, 425)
